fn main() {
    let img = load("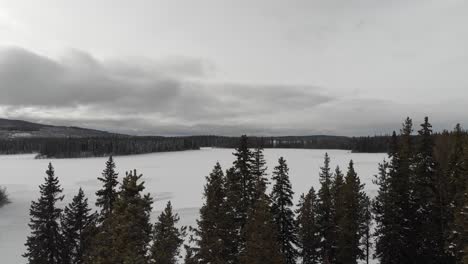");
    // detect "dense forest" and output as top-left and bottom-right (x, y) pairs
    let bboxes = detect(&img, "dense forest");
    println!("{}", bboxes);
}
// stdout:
(21, 117), (467, 264)
(0, 134), (391, 158)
